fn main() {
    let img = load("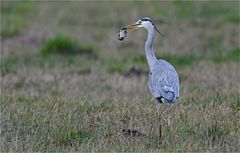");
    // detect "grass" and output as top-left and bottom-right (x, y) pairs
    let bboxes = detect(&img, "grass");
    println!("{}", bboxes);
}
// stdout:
(172, 1), (239, 21)
(102, 59), (127, 74)
(1, 1), (38, 38)
(210, 47), (240, 62)
(41, 34), (100, 57)
(0, 55), (93, 76)
(102, 49), (239, 74)
(1, 16), (23, 38)
(1, 57), (17, 75)
(1, 93), (239, 152)
(157, 53), (200, 69)
(1, 1), (240, 152)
